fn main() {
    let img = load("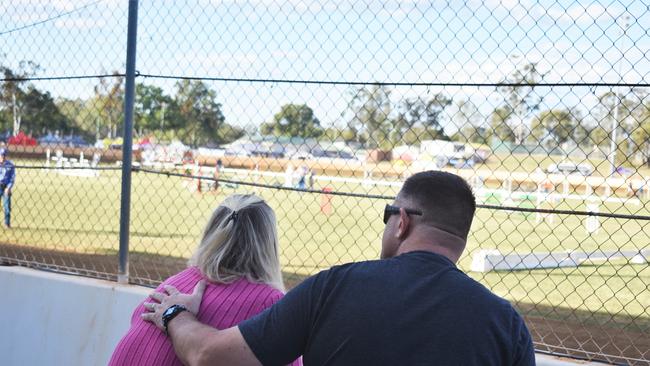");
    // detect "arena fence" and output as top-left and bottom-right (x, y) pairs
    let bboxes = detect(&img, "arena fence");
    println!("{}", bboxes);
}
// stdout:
(1, 1), (649, 364)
